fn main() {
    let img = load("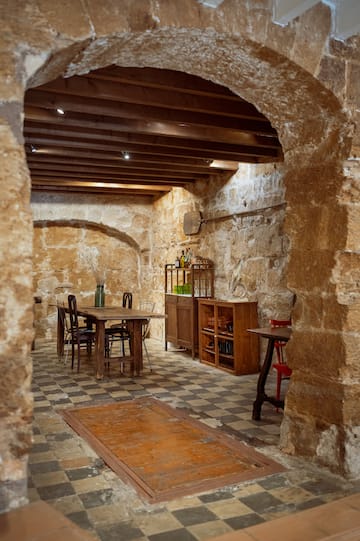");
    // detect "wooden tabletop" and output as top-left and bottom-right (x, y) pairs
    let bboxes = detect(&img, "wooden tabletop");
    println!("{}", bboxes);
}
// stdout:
(77, 306), (165, 321)
(247, 327), (292, 341)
